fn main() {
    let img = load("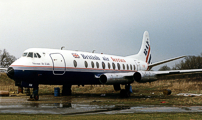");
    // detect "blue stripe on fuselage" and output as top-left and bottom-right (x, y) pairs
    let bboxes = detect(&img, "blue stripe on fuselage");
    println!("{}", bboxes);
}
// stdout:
(11, 66), (136, 85)
(13, 69), (101, 85)
(148, 55), (152, 64)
